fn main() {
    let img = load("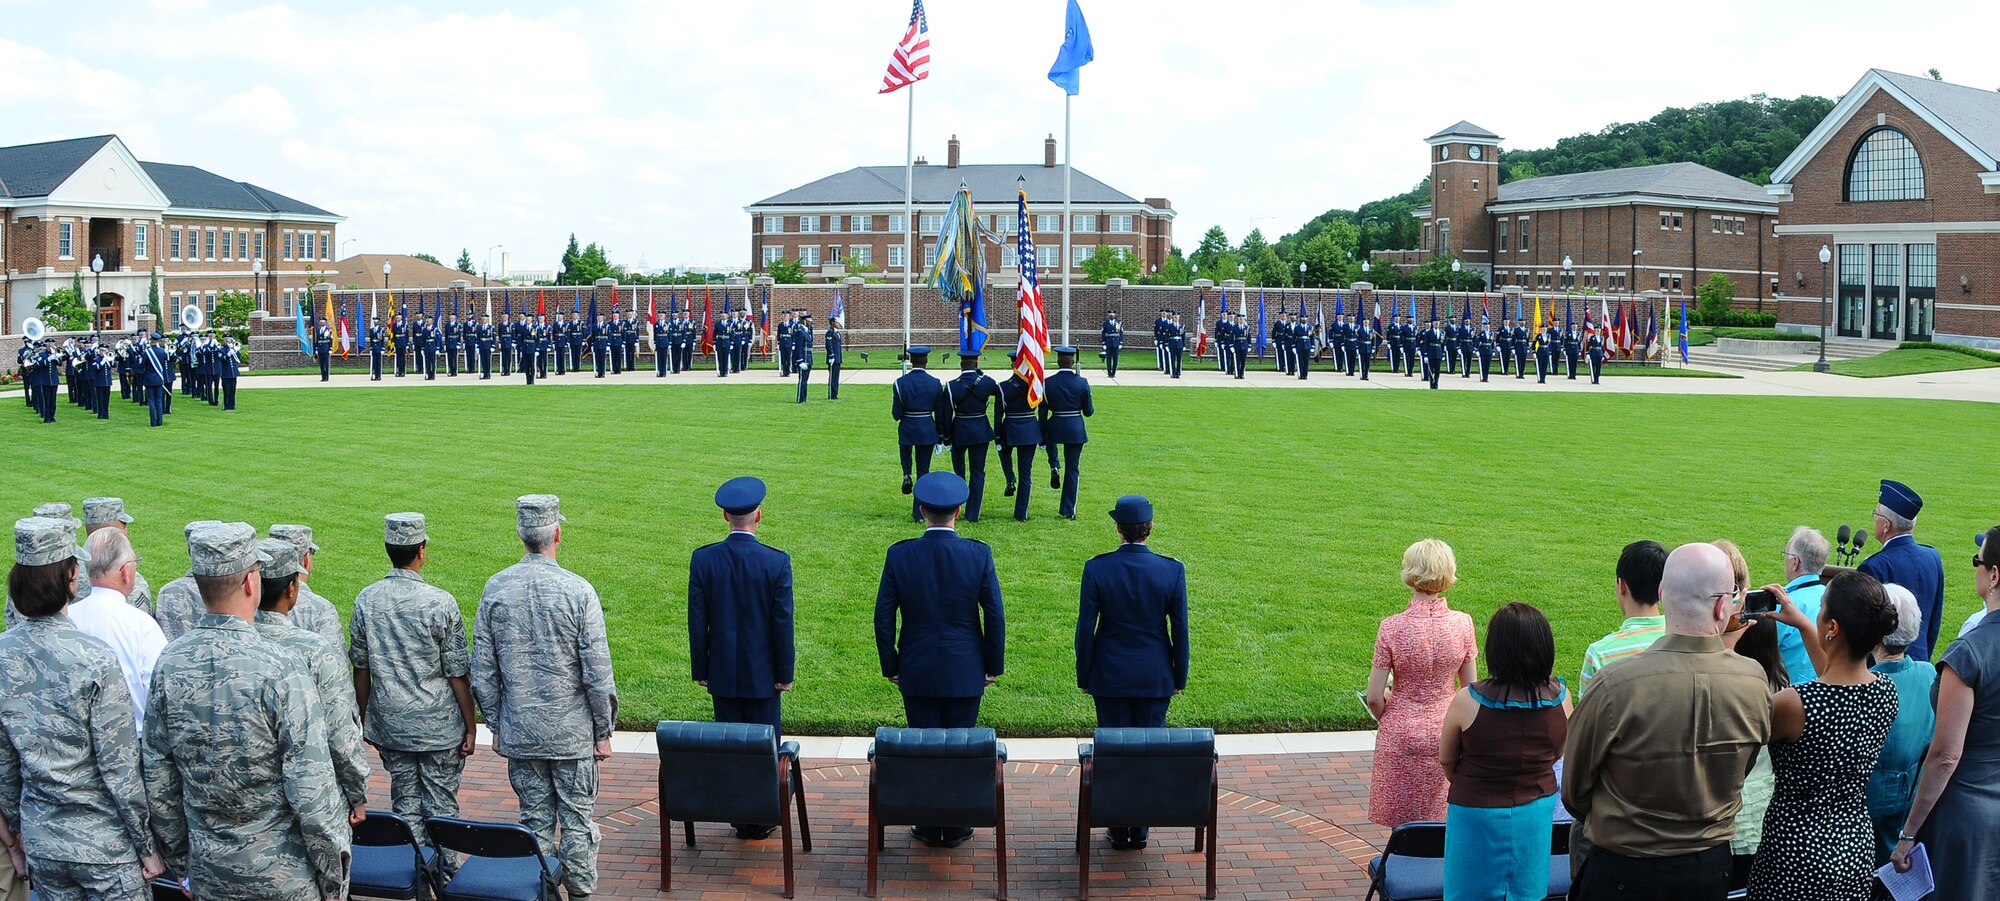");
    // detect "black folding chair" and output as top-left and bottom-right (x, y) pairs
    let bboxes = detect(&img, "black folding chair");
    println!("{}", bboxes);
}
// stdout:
(1365, 821), (1446, 901)
(425, 816), (562, 901)
(351, 809), (436, 900)
(655, 720), (812, 898)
